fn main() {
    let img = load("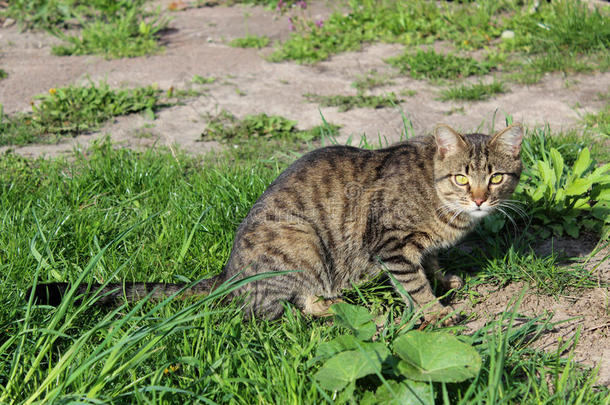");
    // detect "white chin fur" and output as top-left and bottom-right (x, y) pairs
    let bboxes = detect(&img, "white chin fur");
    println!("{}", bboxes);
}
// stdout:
(468, 209), (490, 219)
